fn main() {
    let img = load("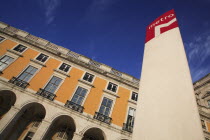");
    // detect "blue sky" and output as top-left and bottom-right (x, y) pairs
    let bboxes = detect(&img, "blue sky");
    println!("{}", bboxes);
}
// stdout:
(0, 0), (209, 82)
